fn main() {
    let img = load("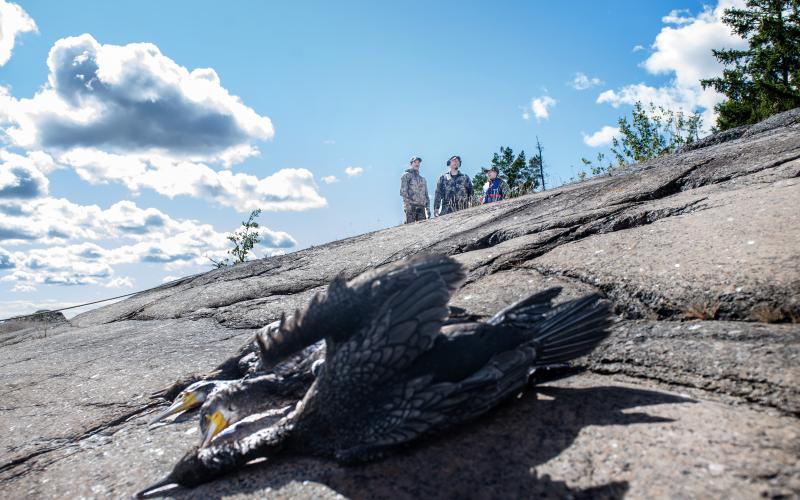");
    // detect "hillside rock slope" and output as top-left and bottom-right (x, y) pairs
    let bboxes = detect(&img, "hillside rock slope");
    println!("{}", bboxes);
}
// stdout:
(1, 109), (798, 499)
